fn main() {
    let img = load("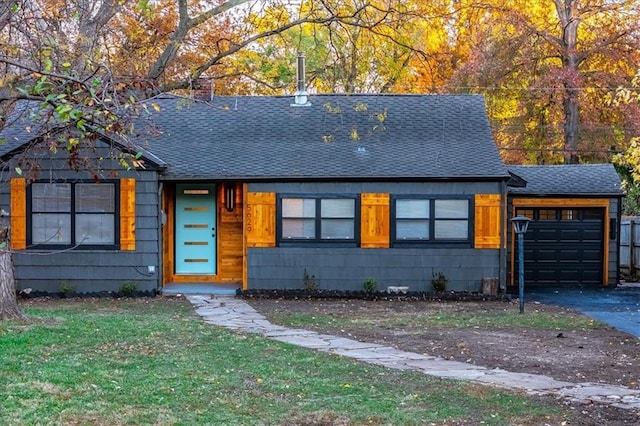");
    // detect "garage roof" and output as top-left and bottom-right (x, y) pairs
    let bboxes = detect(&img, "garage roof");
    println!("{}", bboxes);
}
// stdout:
(508, 164), (623, 196)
